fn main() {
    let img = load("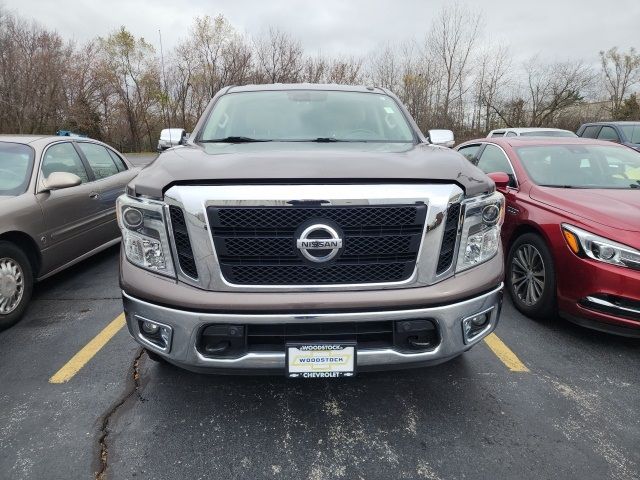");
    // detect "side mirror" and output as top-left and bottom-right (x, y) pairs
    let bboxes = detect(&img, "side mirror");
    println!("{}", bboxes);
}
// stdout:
(487, 172), (510, 190)
(428, 129), (455, 148)
(42, 172), (82, 191)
